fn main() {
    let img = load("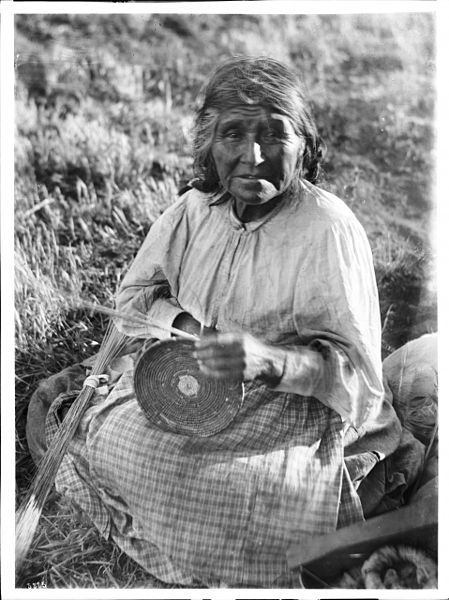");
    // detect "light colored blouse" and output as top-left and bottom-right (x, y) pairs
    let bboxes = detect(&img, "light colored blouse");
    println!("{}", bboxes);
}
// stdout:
(116, 179), (385, 430)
